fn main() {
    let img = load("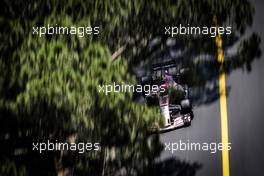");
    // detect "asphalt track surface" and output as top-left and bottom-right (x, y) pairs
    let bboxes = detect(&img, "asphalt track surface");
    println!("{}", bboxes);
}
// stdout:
(159, 0), (264, 176)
